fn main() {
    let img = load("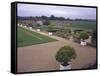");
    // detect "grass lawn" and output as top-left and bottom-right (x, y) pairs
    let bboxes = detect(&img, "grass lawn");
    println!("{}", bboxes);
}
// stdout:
(17, 27), (57, 47)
